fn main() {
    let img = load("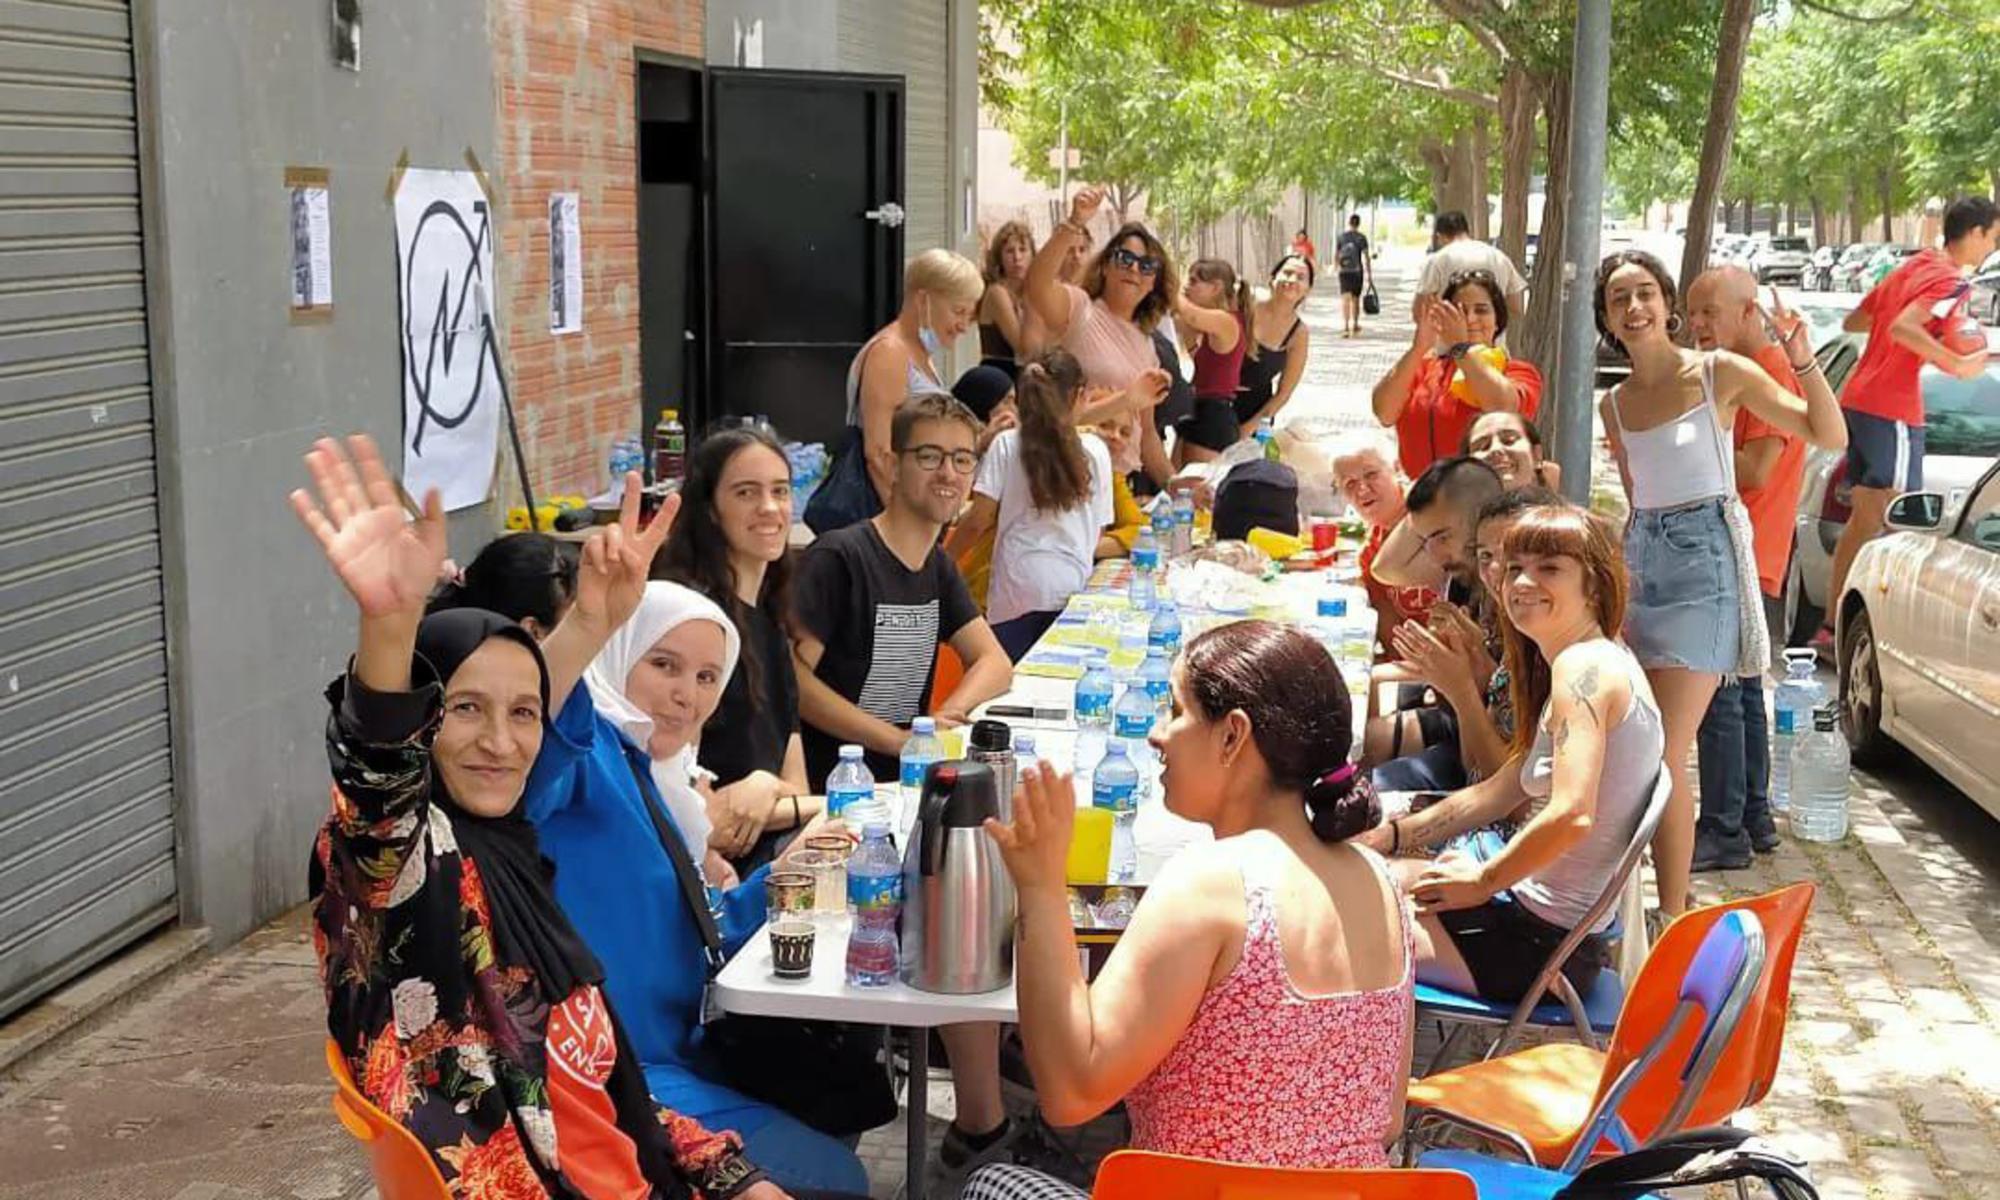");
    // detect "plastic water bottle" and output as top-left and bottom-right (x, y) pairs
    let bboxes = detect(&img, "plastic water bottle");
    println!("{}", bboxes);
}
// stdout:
(1769, 650), (1825, 815)
(1313, 594), (1351, 662)
(900, 717), (942, 815)
(1113, 680), (1157, 807)
(1171, 491), (1195, 557)
(1137, 646), (1173, 721)
(1075, 654), (1115, 733)
(1148, 600), (1182, 656)
(826, 744), (874, 821)
(1092, 741), (1141, 883)
(1789, 705), (1850, 843)
(1013, 732), (1039, 781)
(1257, 421), (1280, 462)
(1151, 507), (1175, 561)
(844, 823), (902, 986)
(1130, 528), (1159, 610)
